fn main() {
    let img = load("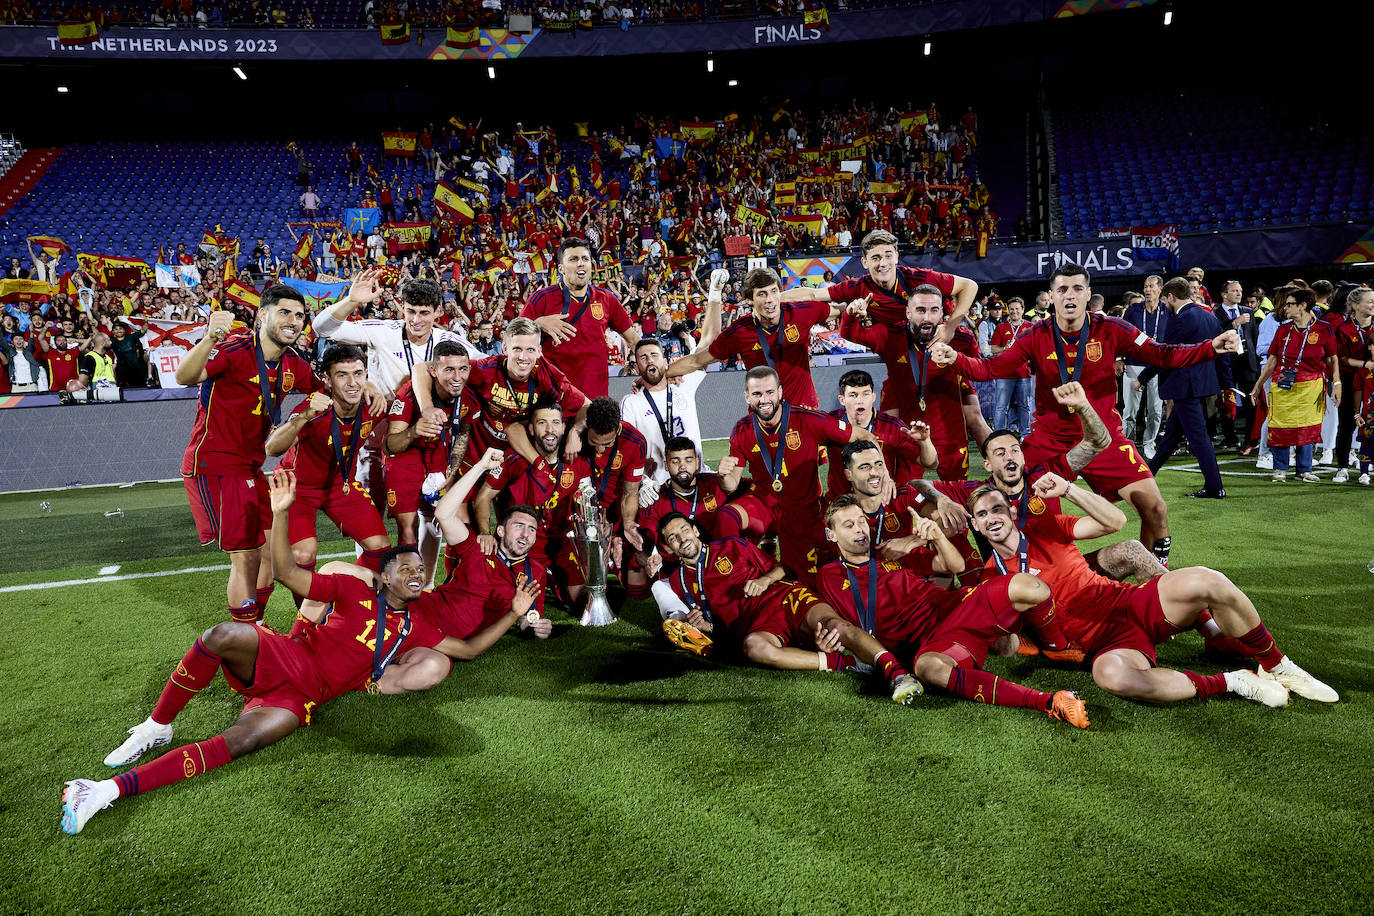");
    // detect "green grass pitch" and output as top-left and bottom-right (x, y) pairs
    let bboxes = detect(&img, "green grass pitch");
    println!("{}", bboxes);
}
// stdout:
(0, 443), (1368, 914)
